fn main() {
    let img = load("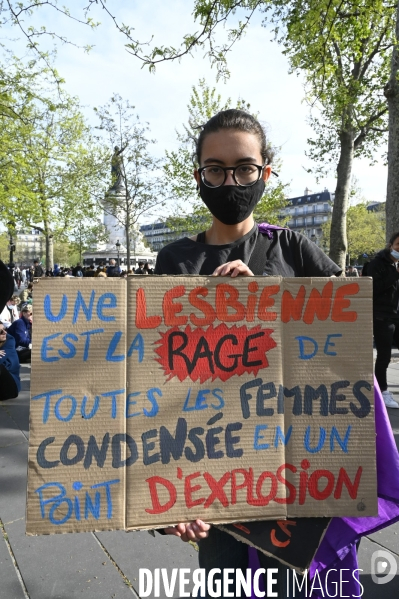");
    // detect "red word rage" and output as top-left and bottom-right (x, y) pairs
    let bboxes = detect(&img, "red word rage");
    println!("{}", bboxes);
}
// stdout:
(155, 324), (277, 383)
